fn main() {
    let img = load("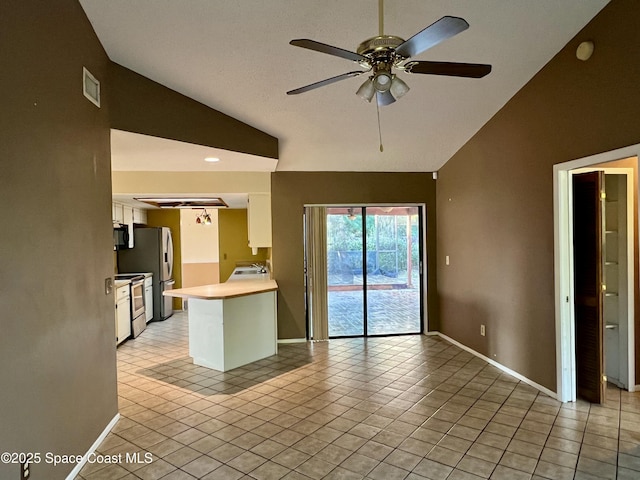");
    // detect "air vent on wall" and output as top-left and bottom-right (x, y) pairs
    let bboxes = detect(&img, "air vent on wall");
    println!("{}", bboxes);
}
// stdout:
(134, 197), (229, 209)
(83, 67), (100, 107)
